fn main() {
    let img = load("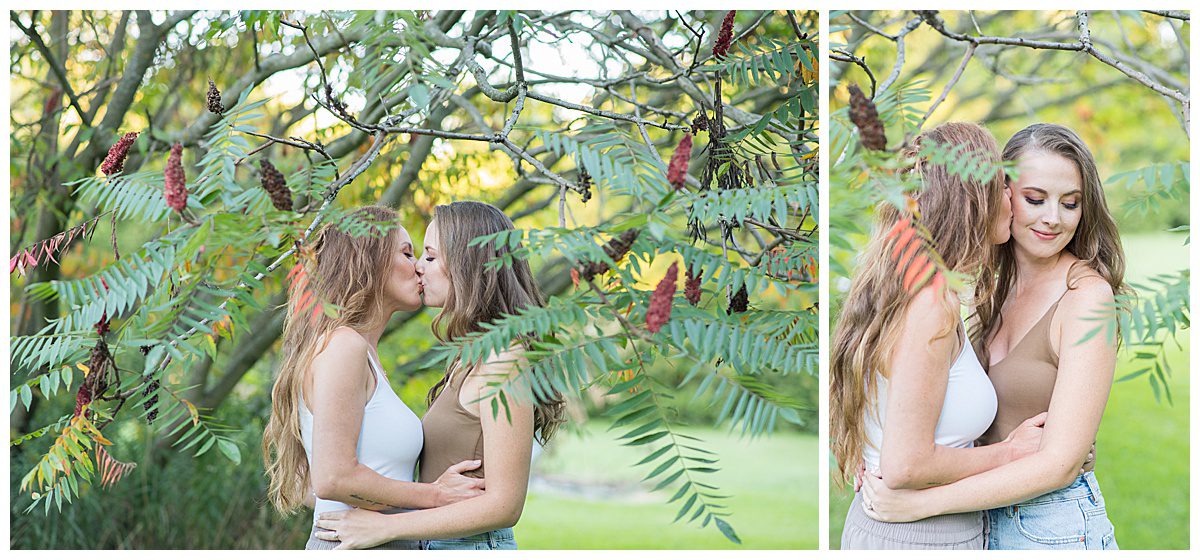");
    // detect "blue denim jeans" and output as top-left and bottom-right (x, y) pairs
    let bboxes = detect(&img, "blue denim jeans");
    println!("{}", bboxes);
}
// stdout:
(422, 528), (517, 550)
(986, 471), (1118, 550)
